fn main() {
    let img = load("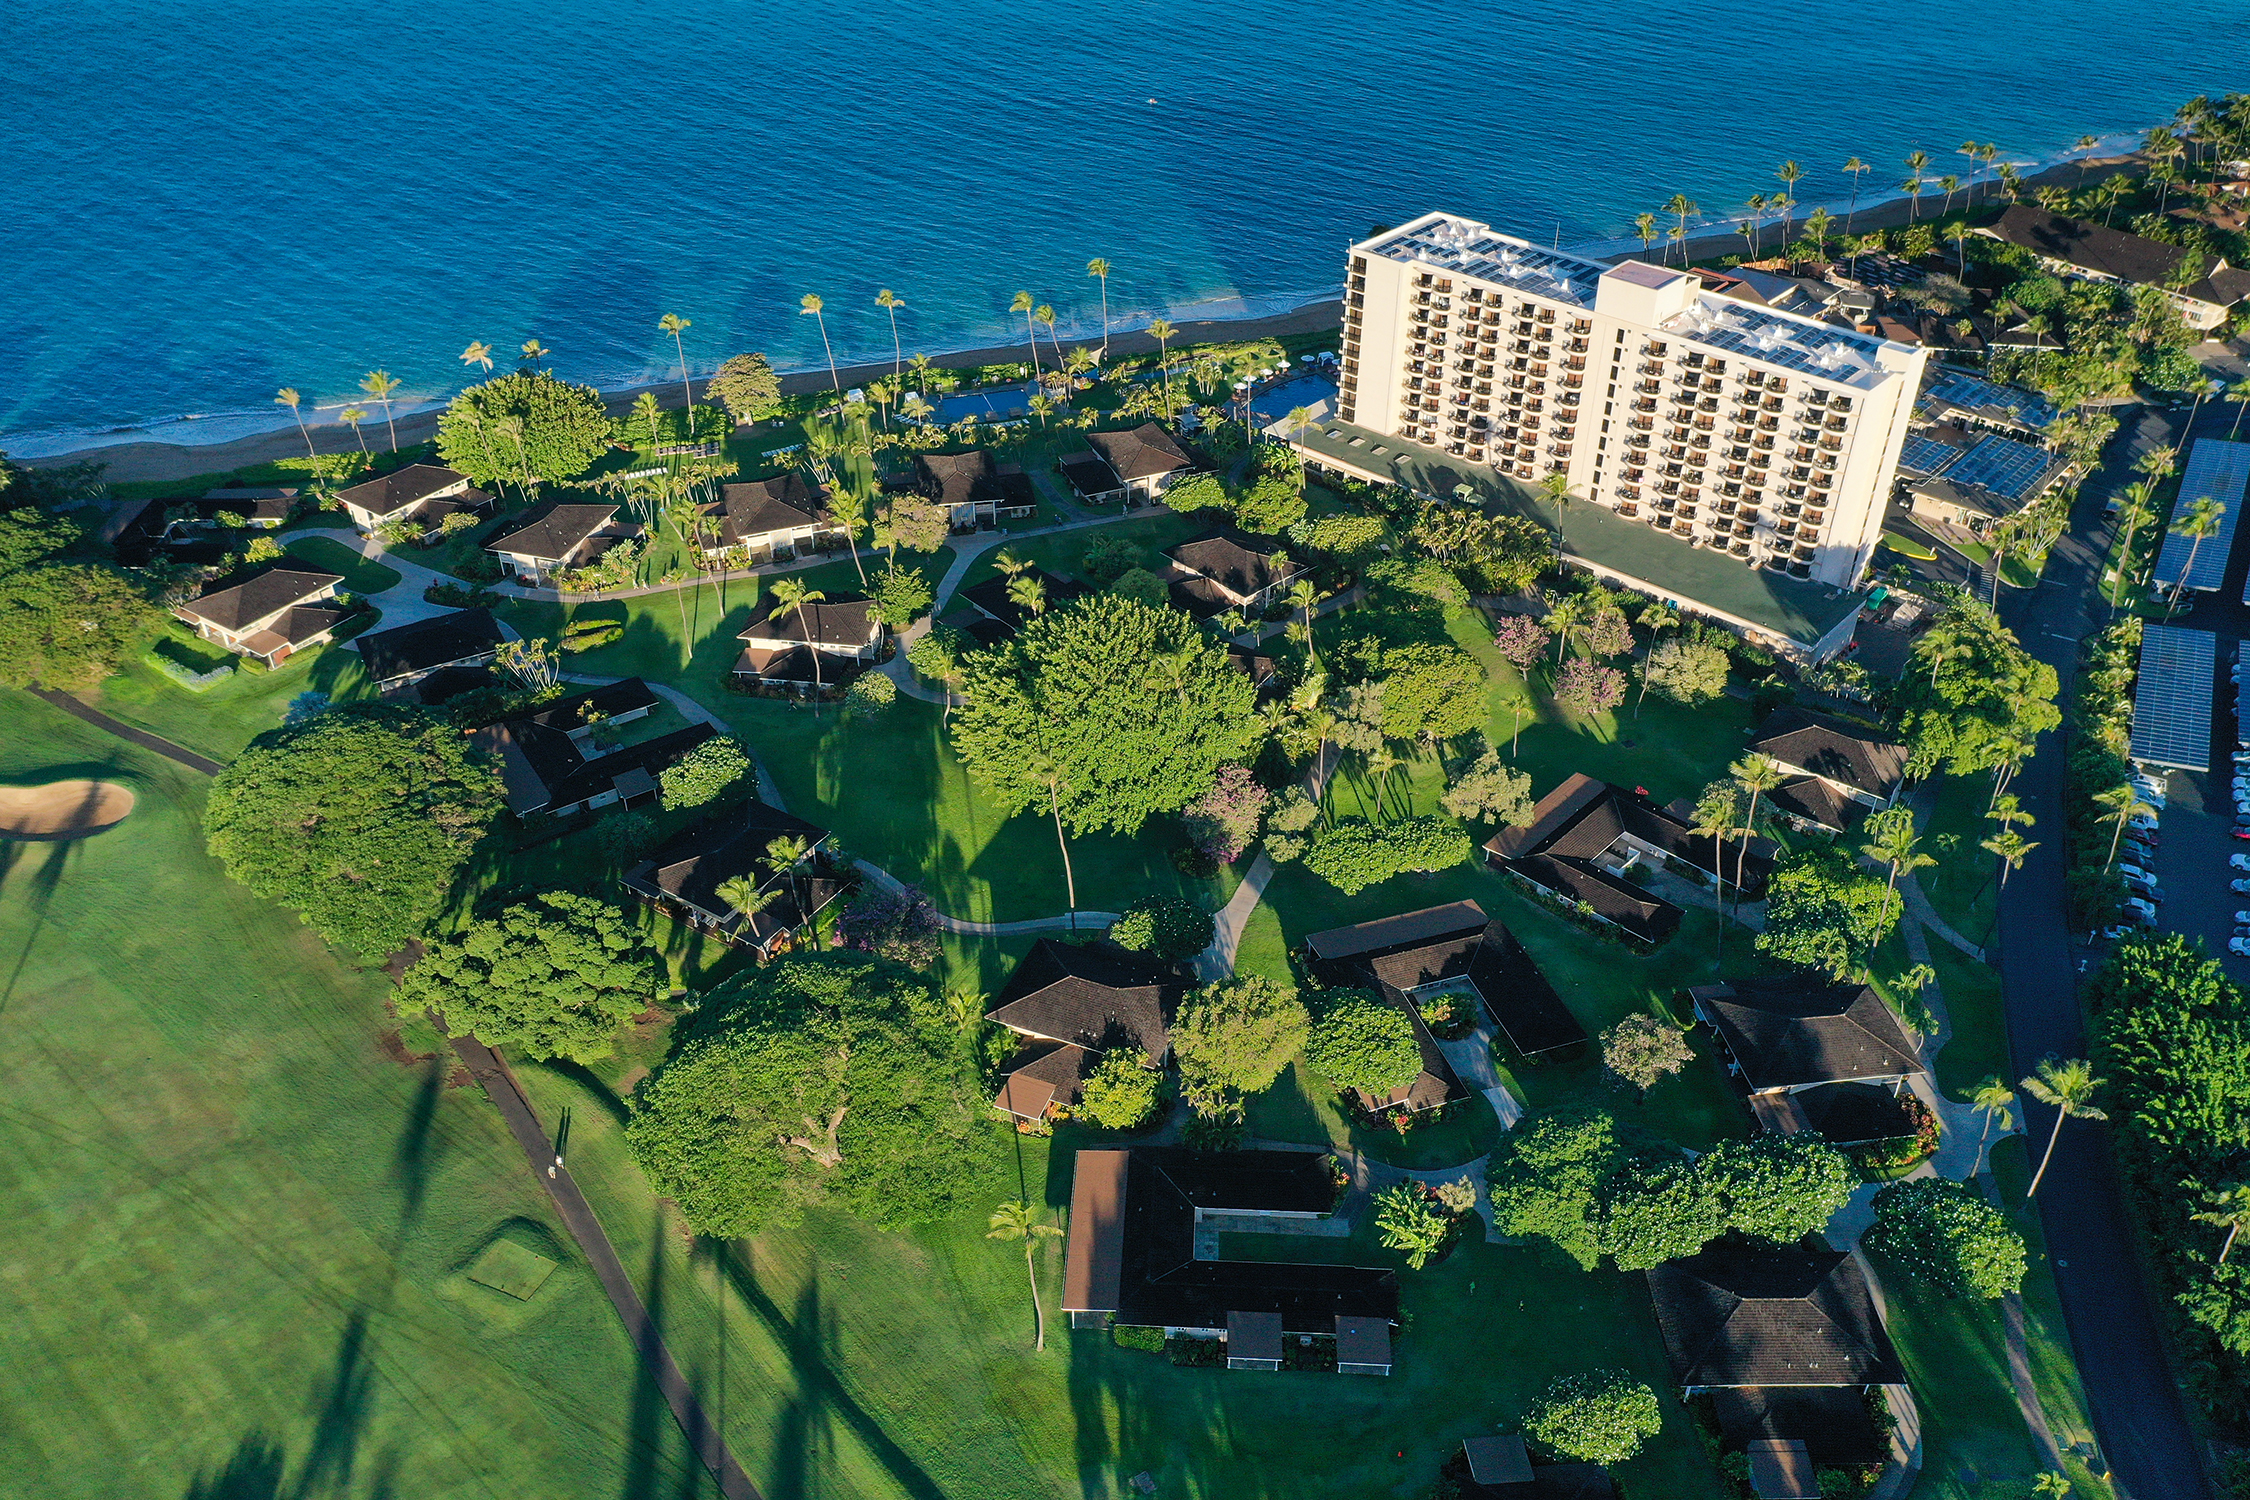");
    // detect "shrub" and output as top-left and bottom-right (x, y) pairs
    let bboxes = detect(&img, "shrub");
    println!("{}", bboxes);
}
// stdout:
(660, 736), (751, 811)
(844, 670), (897, 717)
(1079, 533), (1140, 583)
(1374, 1182), (1453, 1269)
(425, 581), (503, 609)
(1109, 894), (1215, 960)
(1166, 1334), (1225, 1367)
(1180, 763), (1269, 863)
(1262, 787), (1320, 862)
(561, 623), (624, 652)
(1076, 1049), (1165, 1130)
(1304, 991), (1421, 1099)
(1522, 1369), (1663, 1465)
(1106, 567), (1169, 608)
(1865, 1178), (2026, 1299)
(1303, 815), (1473, 894)
(1161, 474), (1227, 515)
(148, 652), (233, 690)
(838, 881), (941, 968)
(1112, 1324), (1166, 1353)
